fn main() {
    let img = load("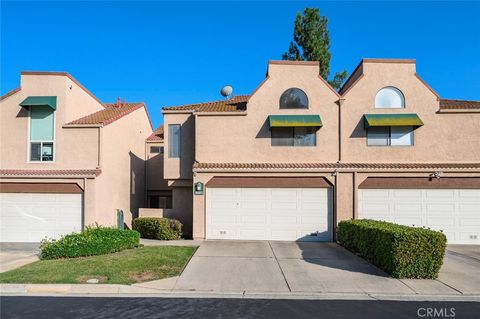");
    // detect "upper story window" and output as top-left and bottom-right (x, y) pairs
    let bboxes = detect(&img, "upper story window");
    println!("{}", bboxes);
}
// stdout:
(375, 87), (405, 109)
(271, 127), (316, 147)
(367, 126), (414, 146)
(280, 88), (309, 109)
(29, 106), (55, 161)
(150, 146), (164, 154)
(168, 124), (181, 158)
